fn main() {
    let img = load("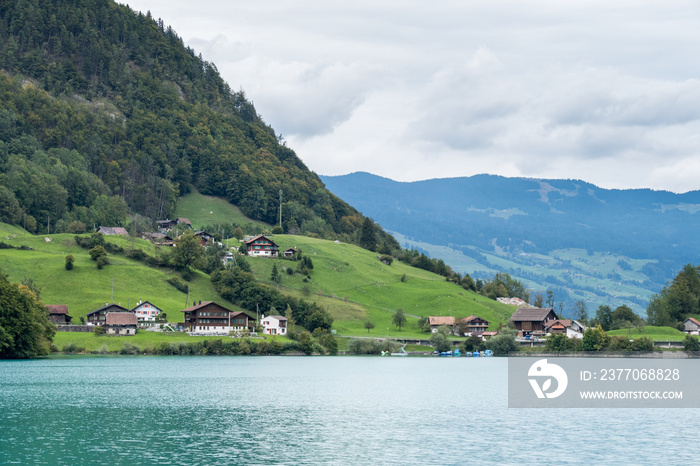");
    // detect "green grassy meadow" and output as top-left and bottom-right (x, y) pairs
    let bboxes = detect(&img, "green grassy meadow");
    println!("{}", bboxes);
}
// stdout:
(175, 189), (269, 232)
(607, 325), (688, 341)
